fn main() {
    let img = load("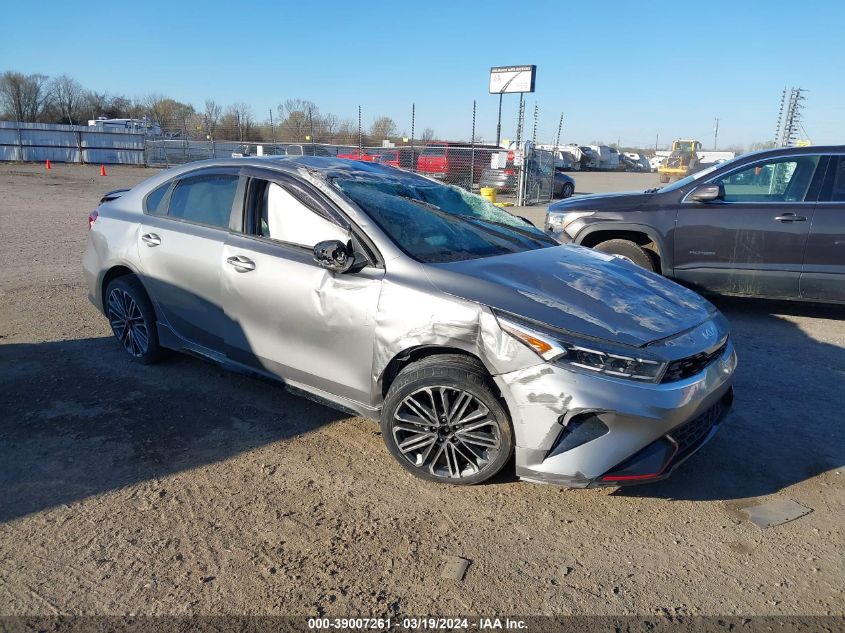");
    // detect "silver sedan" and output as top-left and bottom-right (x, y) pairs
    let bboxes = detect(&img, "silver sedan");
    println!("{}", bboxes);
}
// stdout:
(83, 157), (736, 486)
